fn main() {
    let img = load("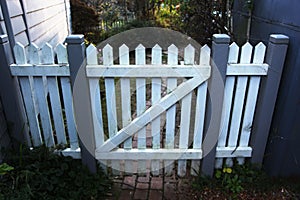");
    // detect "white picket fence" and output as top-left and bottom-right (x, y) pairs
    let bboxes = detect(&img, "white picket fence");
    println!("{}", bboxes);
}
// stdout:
(10, 40), (268, 176)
